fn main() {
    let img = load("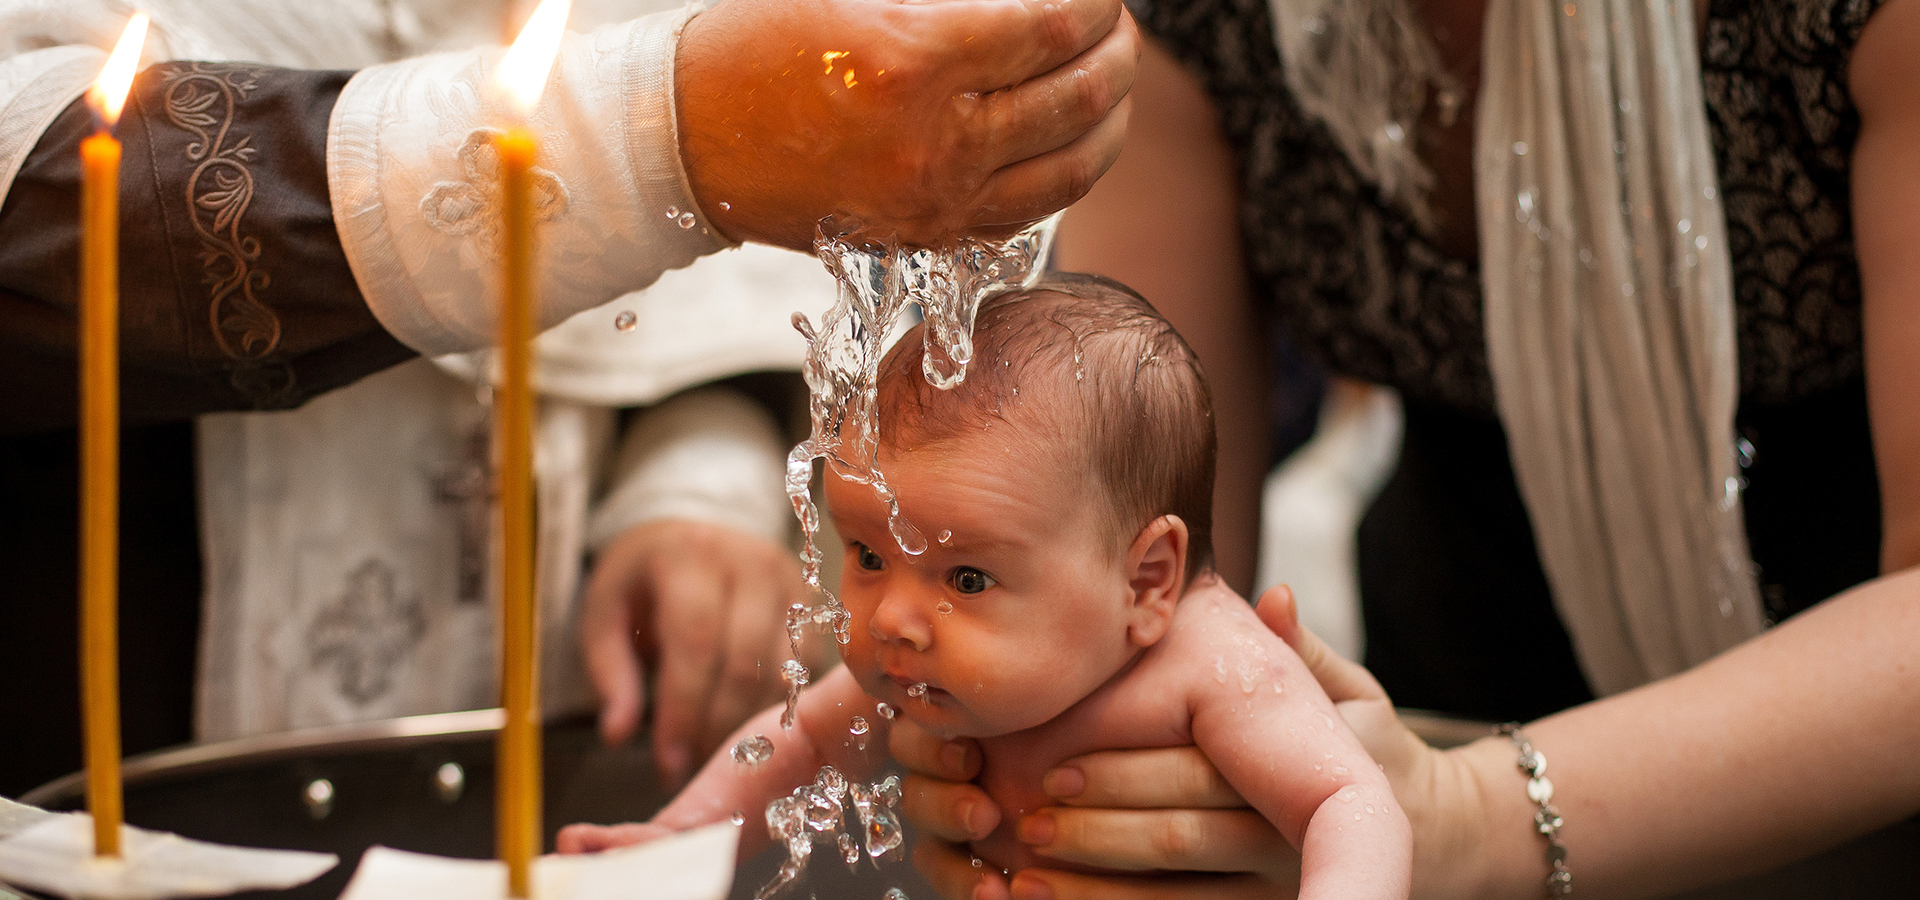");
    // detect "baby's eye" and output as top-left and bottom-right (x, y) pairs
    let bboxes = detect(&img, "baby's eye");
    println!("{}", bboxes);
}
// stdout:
(951, 567), (995, 594)
(854, 543), (884, 571)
